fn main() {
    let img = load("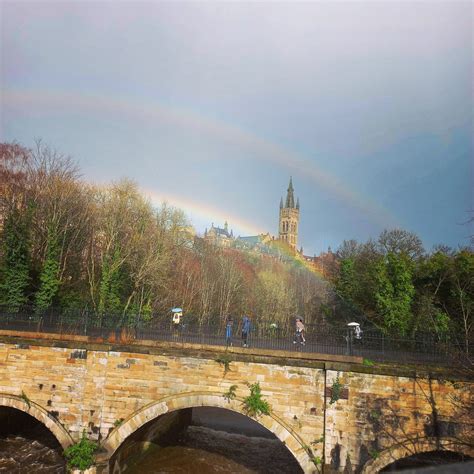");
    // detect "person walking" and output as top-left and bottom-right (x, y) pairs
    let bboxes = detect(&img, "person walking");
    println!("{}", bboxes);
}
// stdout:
(293, 317), (306, 346)
(241, 315), (251, 347)
(225, 316), (234, 347)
